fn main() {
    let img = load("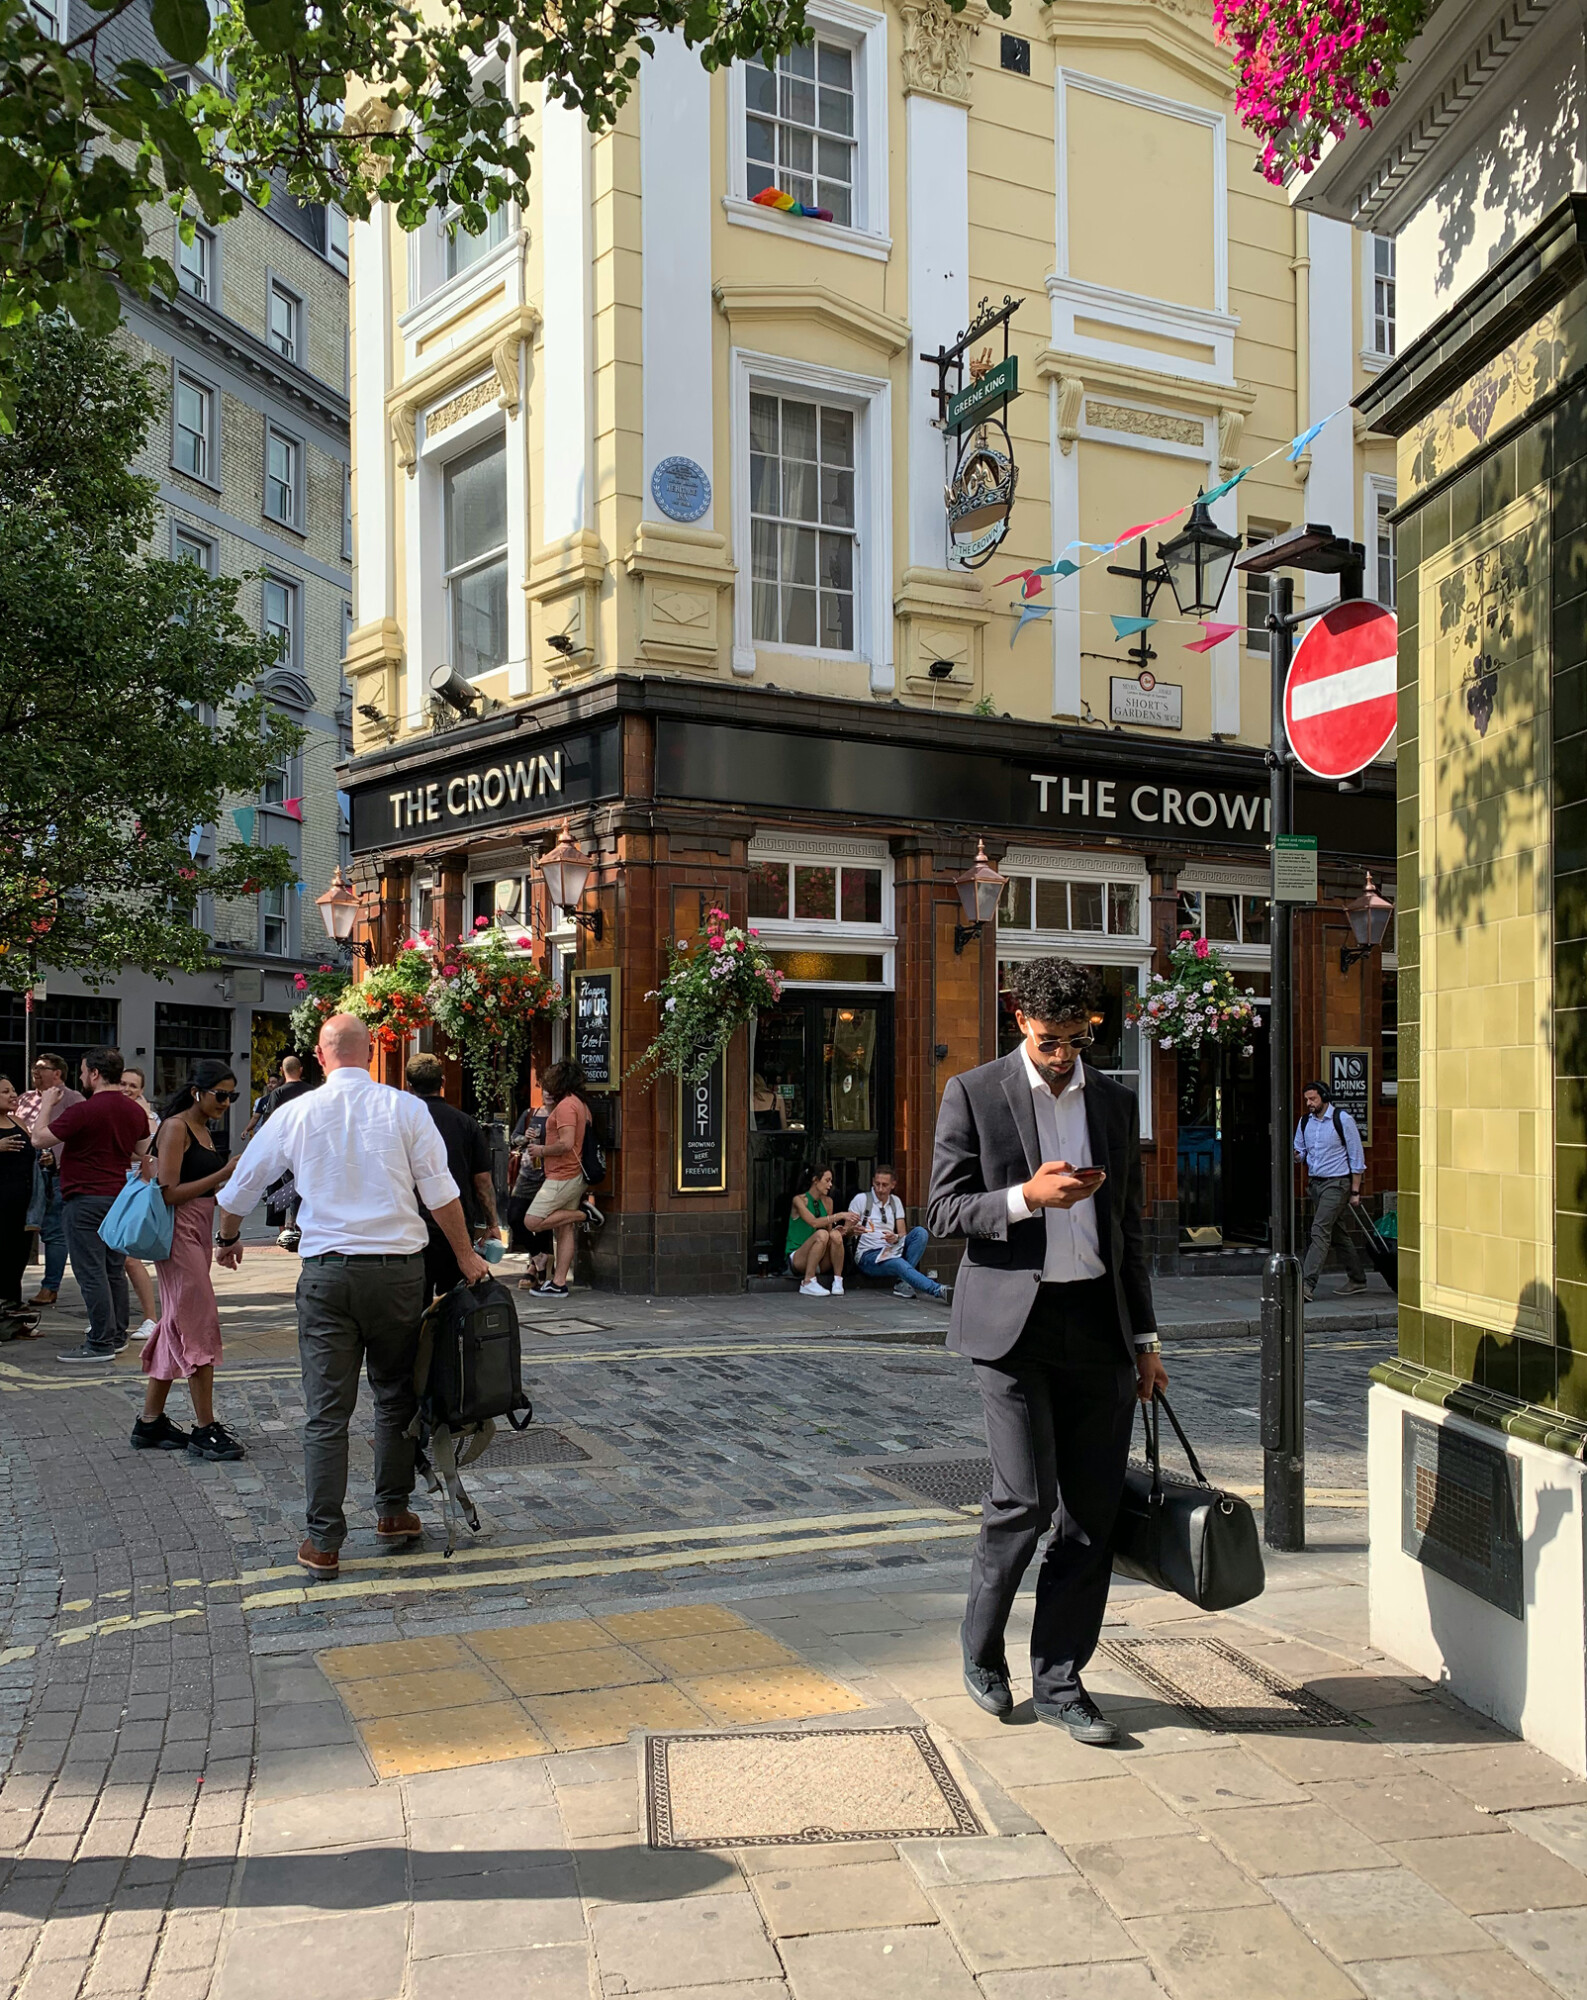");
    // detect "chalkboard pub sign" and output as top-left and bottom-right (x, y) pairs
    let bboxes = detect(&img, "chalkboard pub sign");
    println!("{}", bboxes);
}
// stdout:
(676, 1047), (727, 1193)
(570, 969), (620, 1093)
